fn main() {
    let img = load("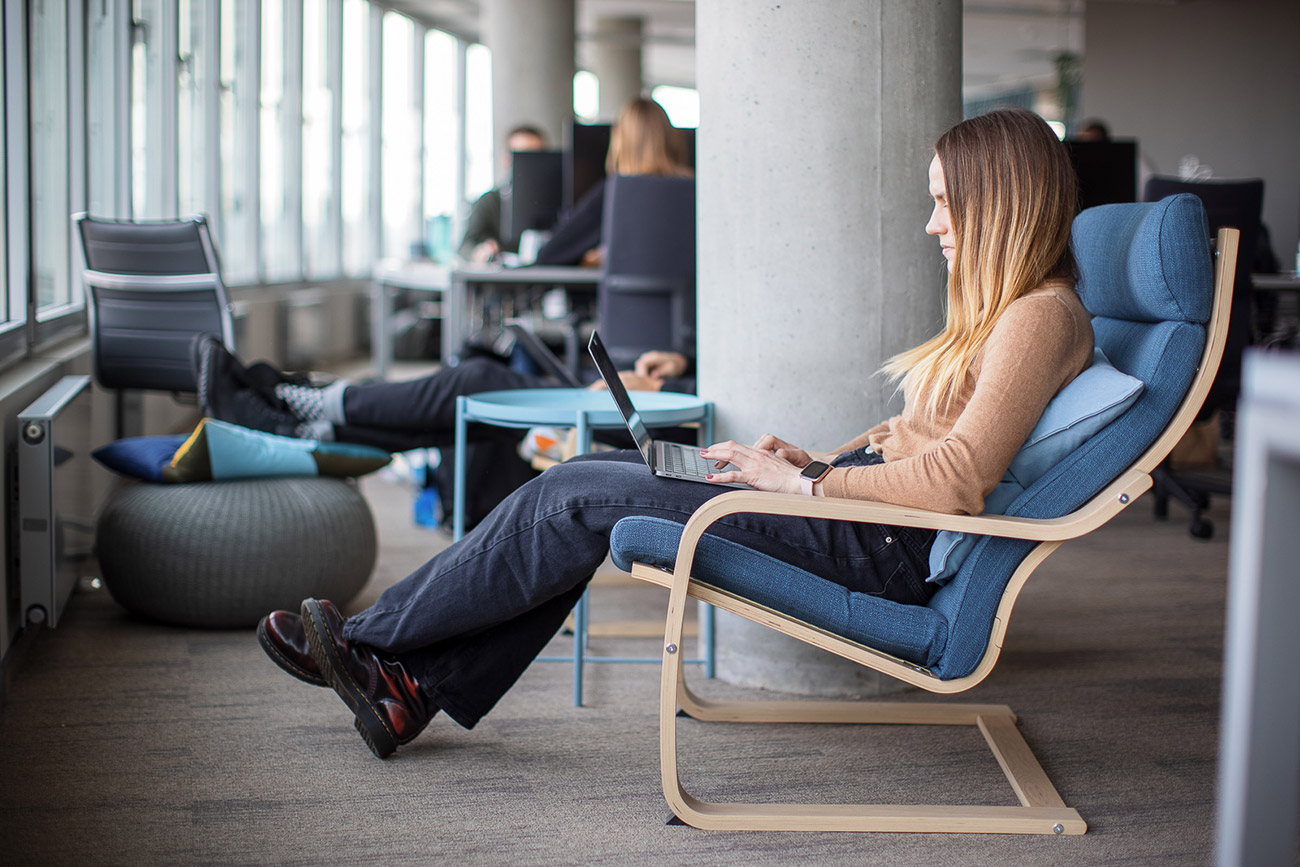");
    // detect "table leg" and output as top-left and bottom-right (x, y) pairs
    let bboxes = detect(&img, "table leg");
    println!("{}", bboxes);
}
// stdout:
(696, 404), (717, 679)
(371, 278), (391, 380)
(445, 273), (467, 362)
(453, 396), (468, 541)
